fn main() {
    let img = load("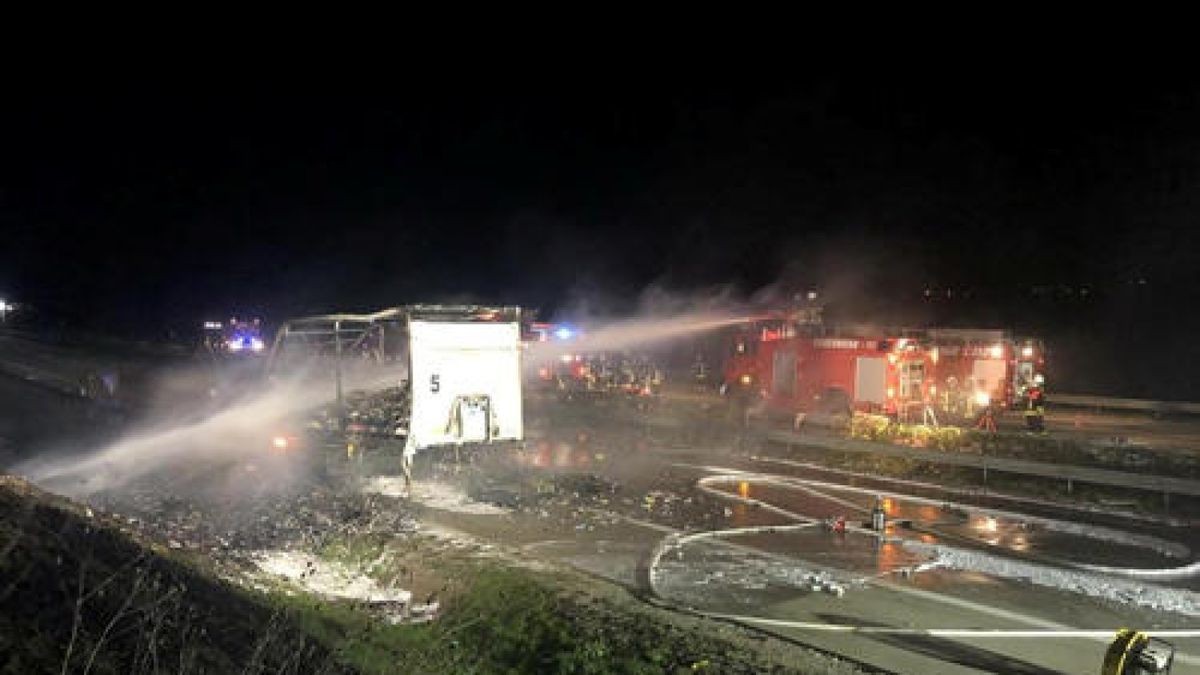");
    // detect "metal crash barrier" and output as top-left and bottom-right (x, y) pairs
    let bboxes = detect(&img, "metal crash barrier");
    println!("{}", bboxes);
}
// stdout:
(1055, 393), (1200, 417)
(1101, 629), (1174, 674)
